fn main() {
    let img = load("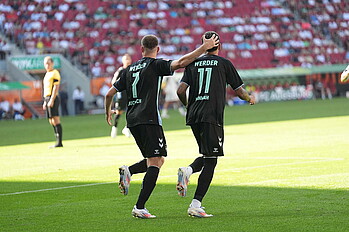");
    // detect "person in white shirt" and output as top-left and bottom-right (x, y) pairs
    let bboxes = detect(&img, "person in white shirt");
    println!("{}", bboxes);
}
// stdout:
(0, 97), (11, 120)
(72, 86), (85, 115)
(12, 98), (25, 120)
